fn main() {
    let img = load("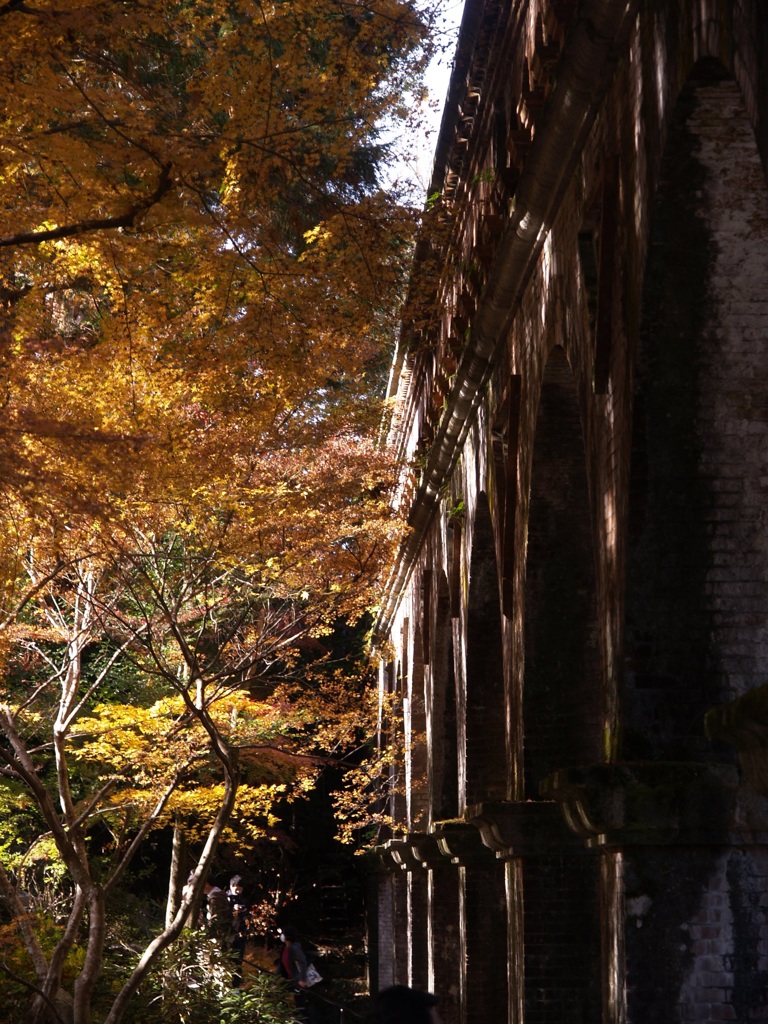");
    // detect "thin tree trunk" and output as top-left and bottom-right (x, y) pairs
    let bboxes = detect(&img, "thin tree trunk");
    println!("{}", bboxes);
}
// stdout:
(165, 817), (186, 929)
(72, 886), (106, 1024)
(102, 759), (239, 1024)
